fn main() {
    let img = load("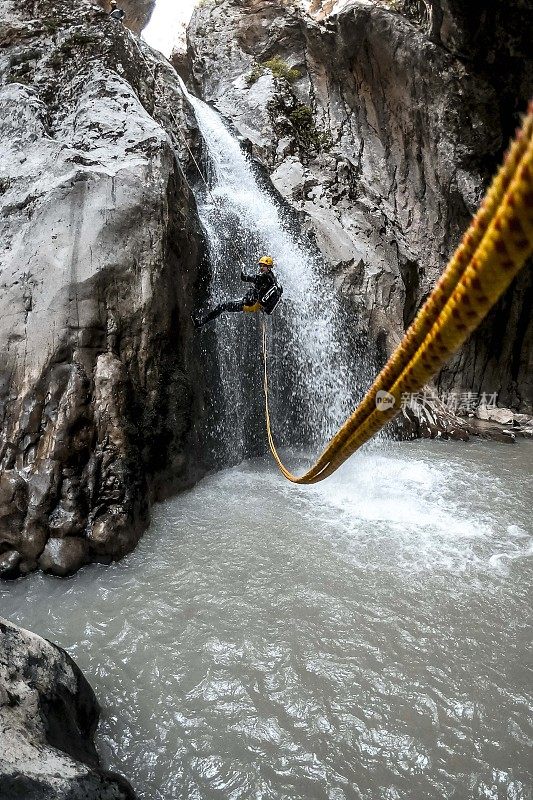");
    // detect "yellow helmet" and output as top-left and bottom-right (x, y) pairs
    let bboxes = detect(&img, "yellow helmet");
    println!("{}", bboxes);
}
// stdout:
(258, 255), (273, 267)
